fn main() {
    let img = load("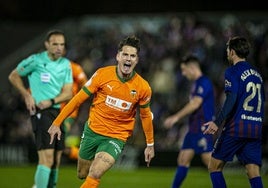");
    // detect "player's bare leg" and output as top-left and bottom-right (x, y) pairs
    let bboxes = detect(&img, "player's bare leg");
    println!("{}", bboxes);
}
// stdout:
(79, 152), (115, 188)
